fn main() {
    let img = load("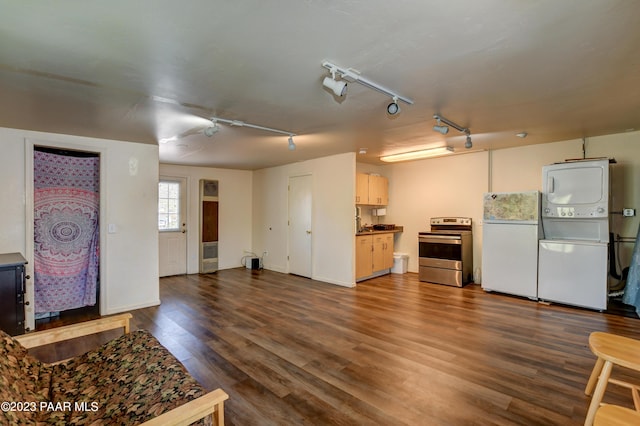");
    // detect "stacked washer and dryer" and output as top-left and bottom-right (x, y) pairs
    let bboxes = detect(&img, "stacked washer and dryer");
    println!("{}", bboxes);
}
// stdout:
(537, 158), (611, 311)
